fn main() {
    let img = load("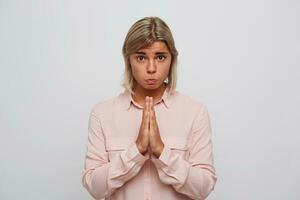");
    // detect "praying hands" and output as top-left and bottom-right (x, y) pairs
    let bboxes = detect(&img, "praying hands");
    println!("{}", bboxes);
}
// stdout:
(135, 96), (165, 158)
